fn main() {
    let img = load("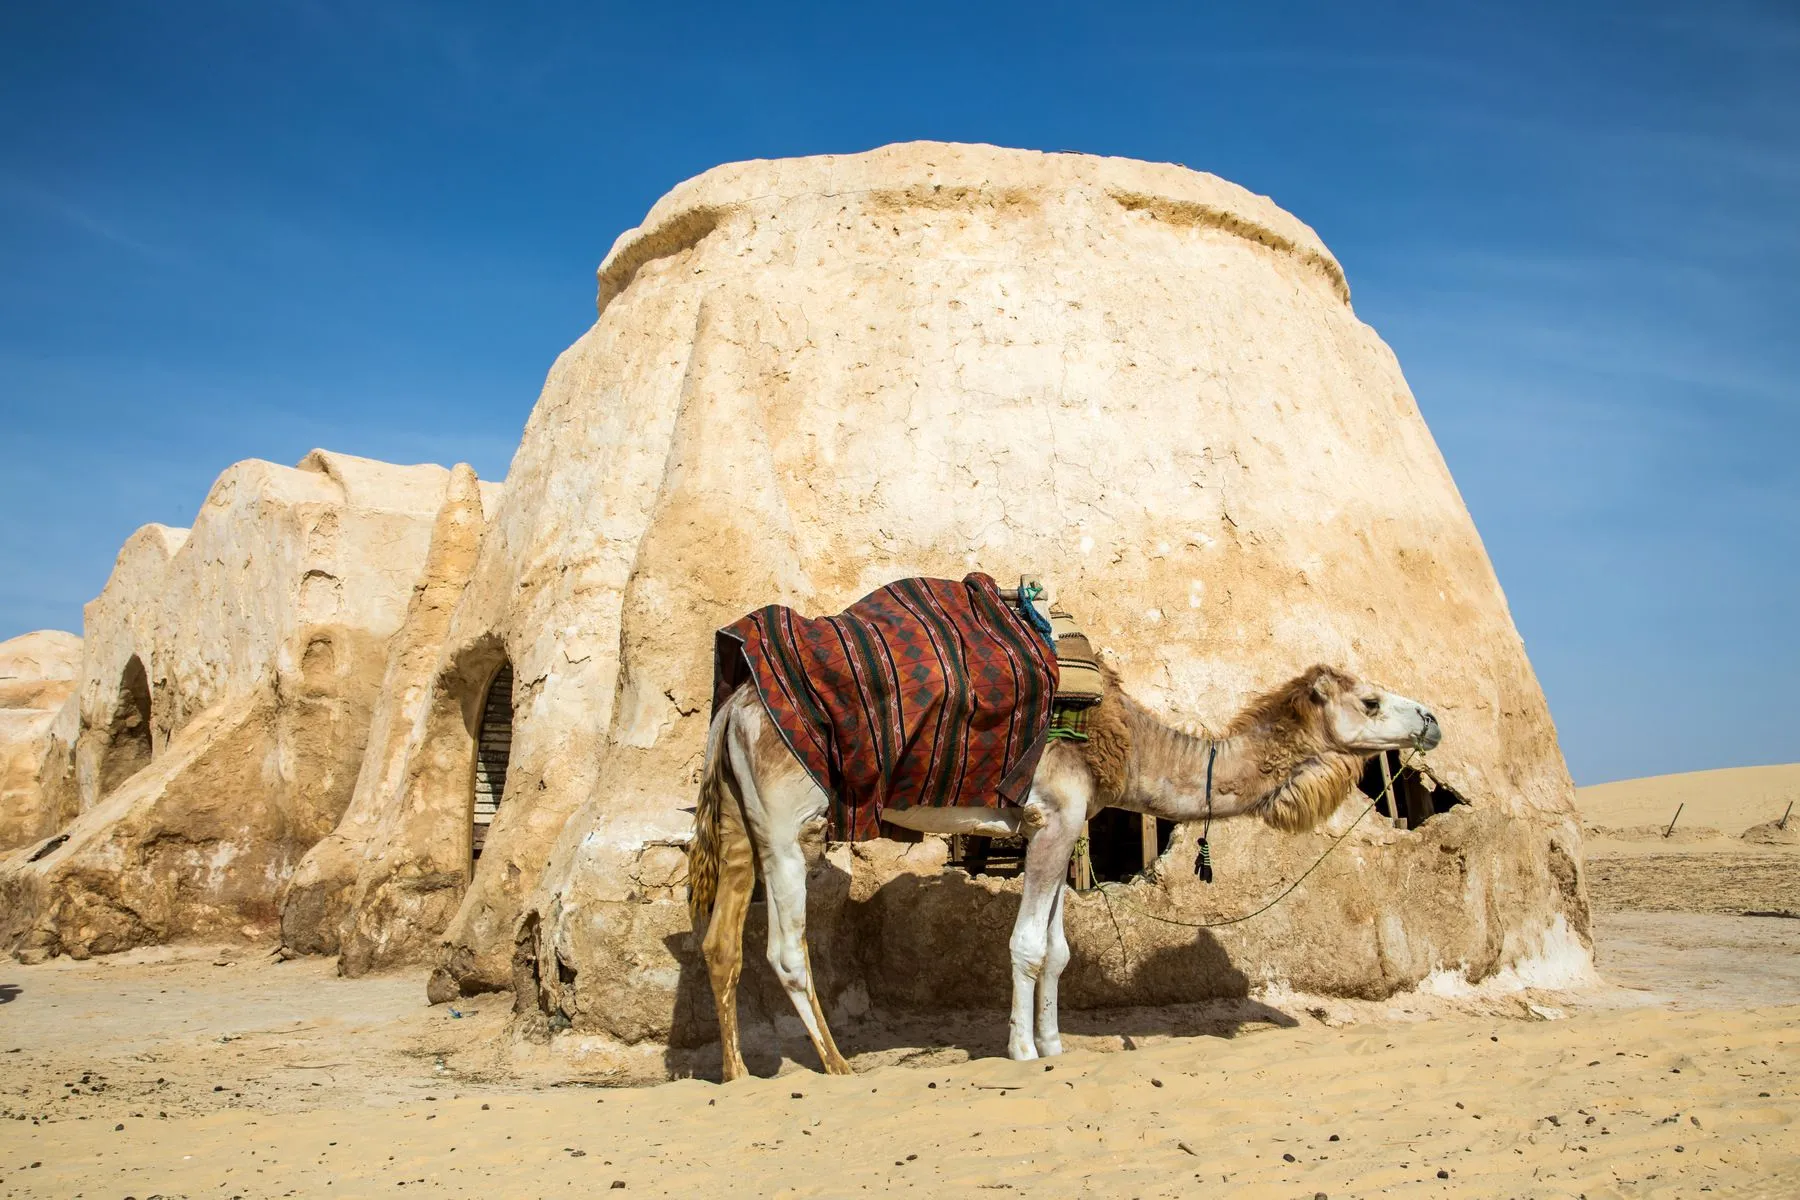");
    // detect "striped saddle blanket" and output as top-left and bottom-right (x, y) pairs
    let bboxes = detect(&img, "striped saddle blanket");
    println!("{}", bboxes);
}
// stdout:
(713, 573), (1059, 841)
